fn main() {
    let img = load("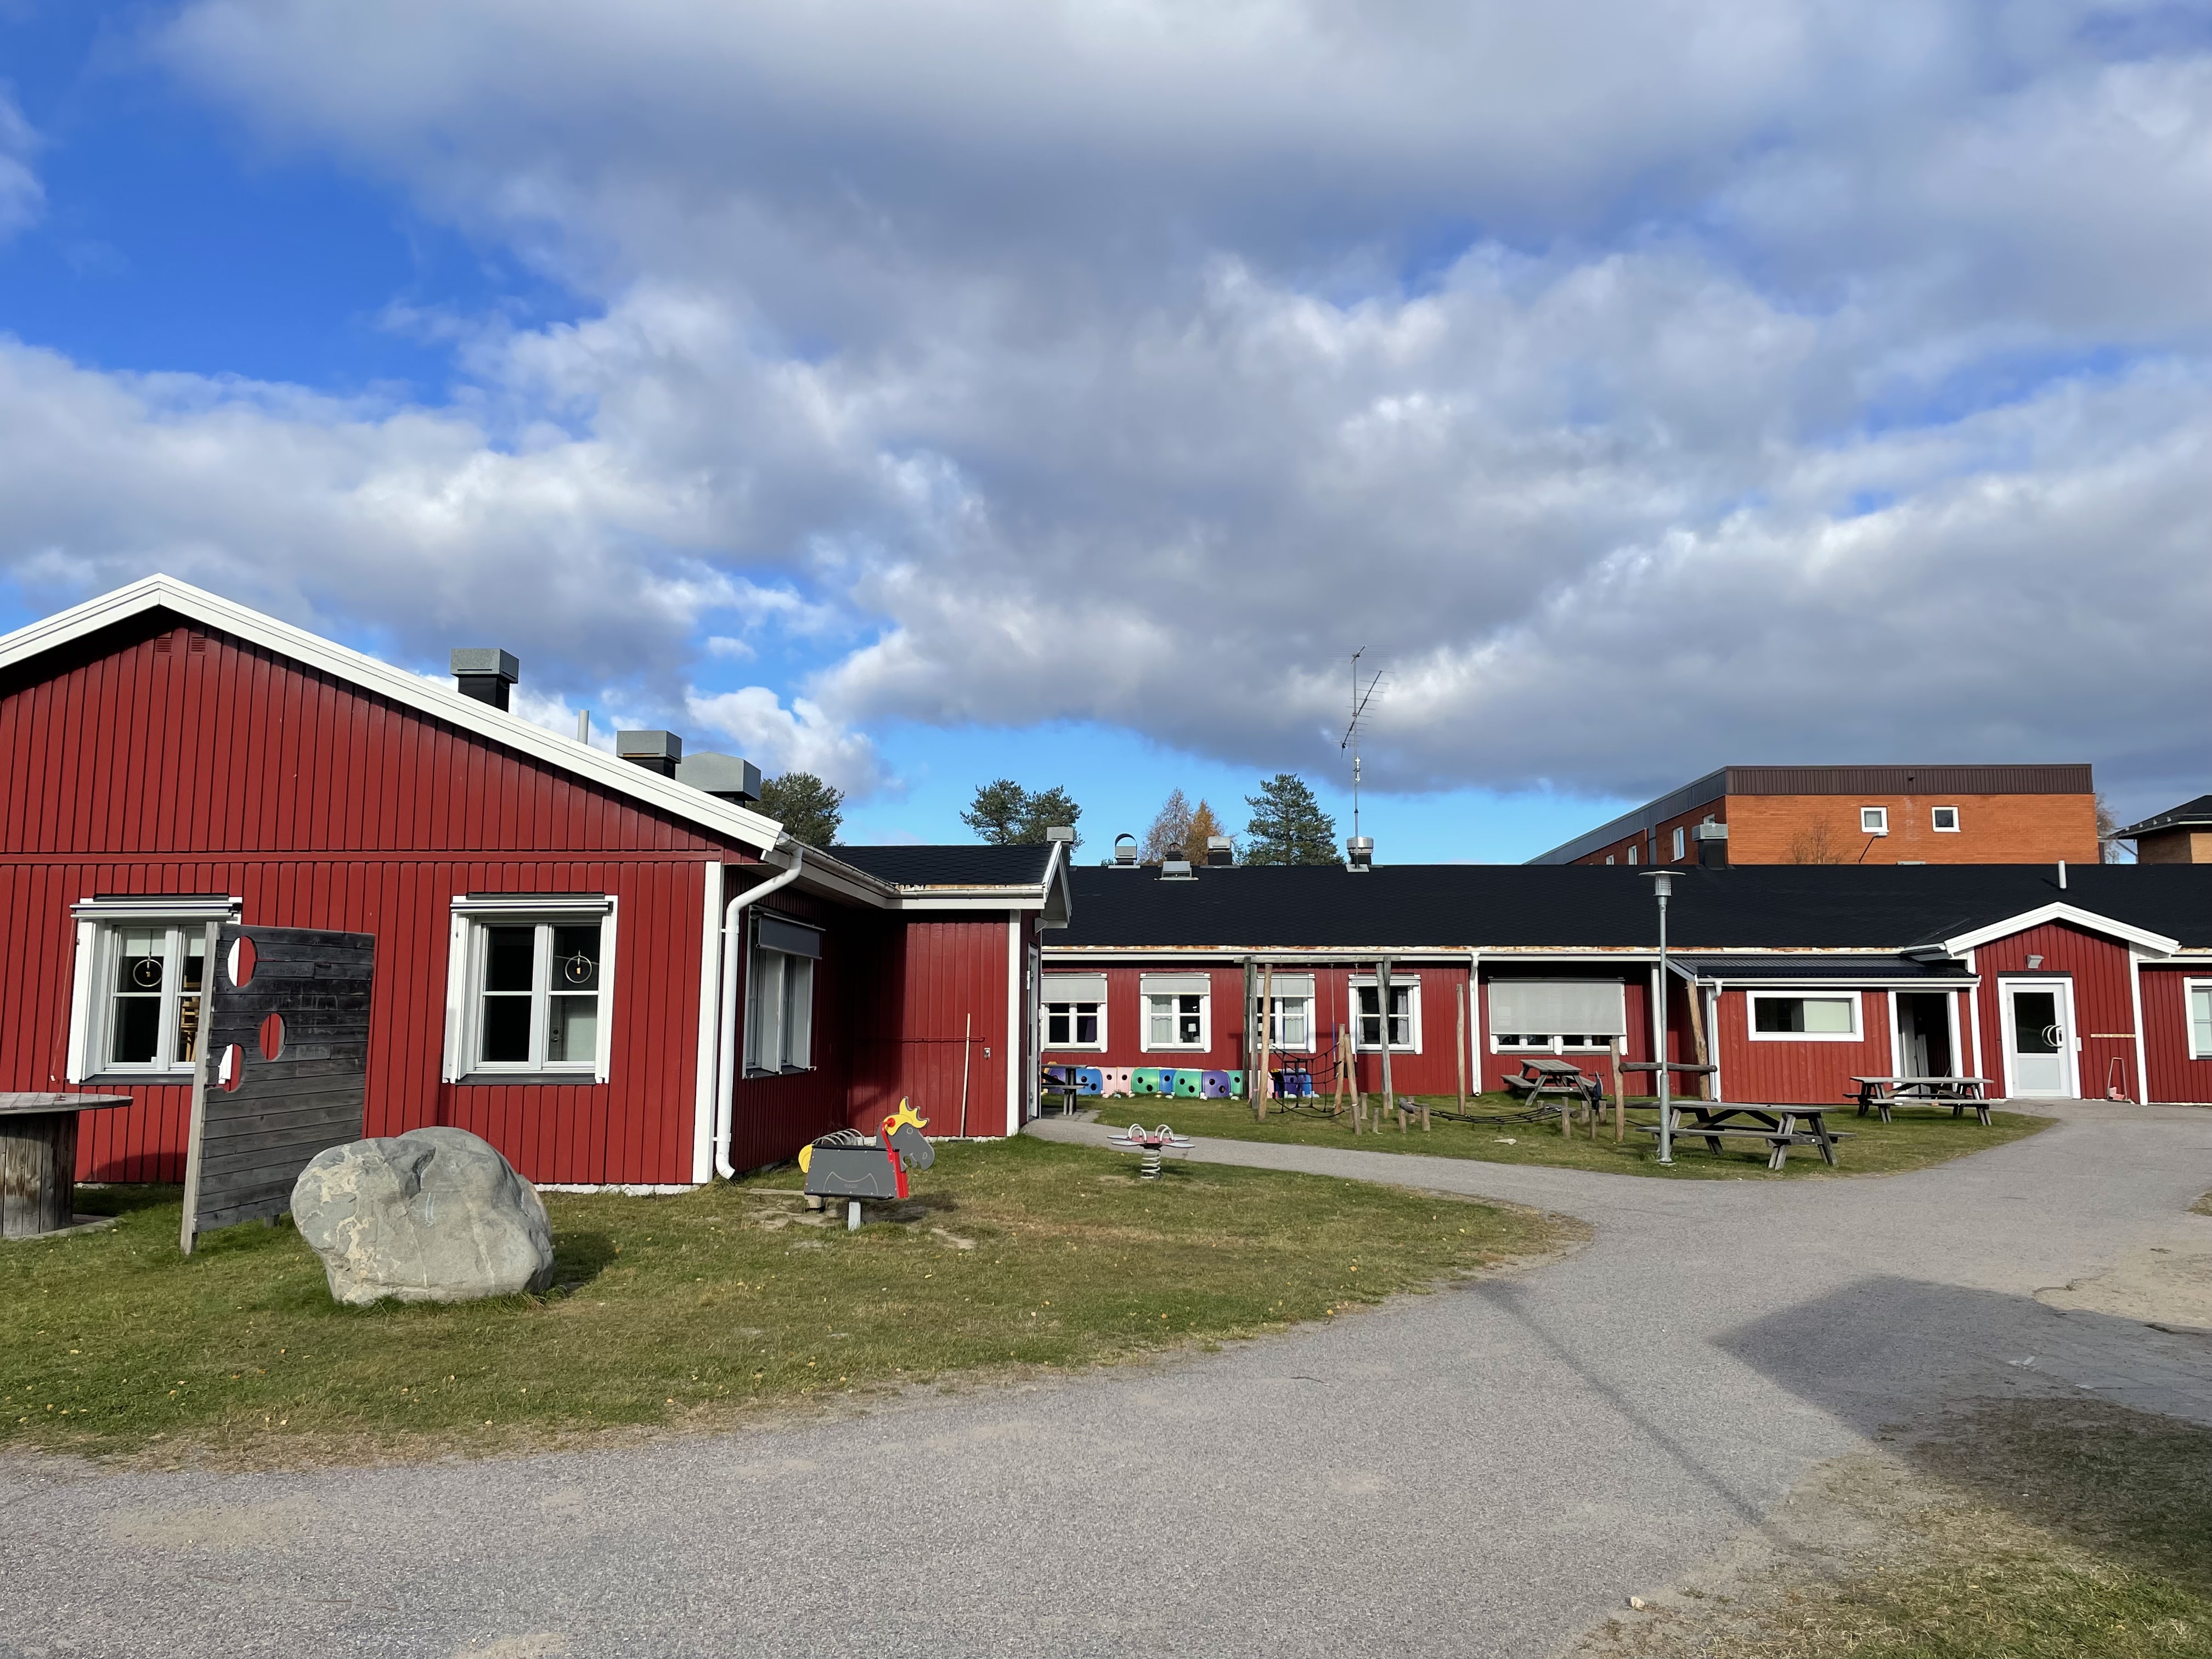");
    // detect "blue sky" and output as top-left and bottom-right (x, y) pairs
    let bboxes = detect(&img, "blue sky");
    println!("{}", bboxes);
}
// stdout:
(2, 2), (2209, 855)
